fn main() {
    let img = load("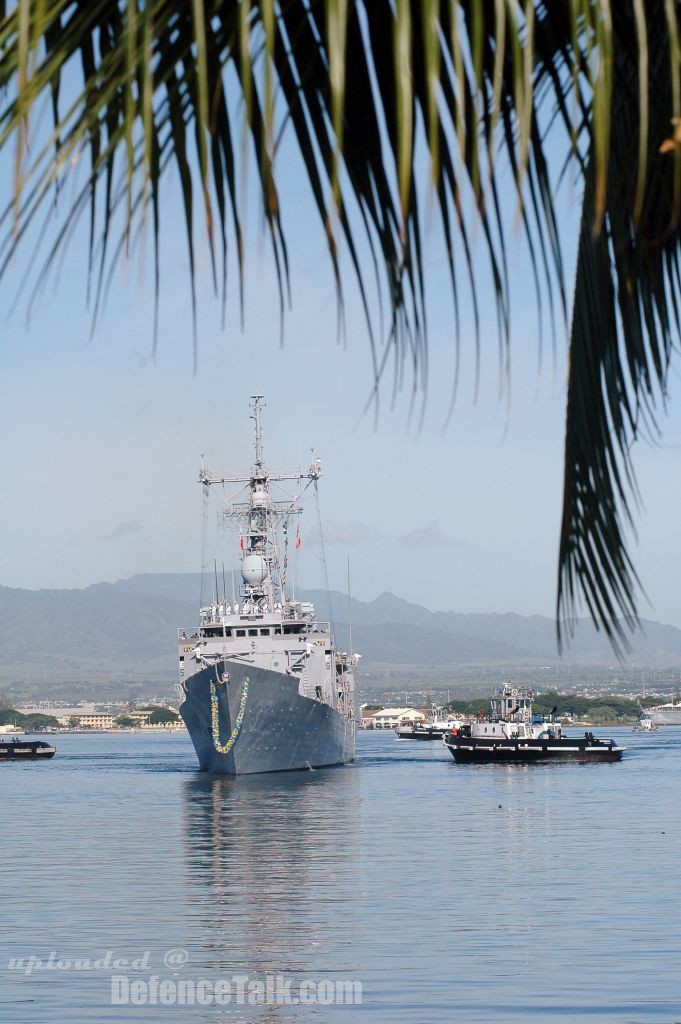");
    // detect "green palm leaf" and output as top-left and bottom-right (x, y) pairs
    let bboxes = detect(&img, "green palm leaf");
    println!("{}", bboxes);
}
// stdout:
(0, 0), (680, 651)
